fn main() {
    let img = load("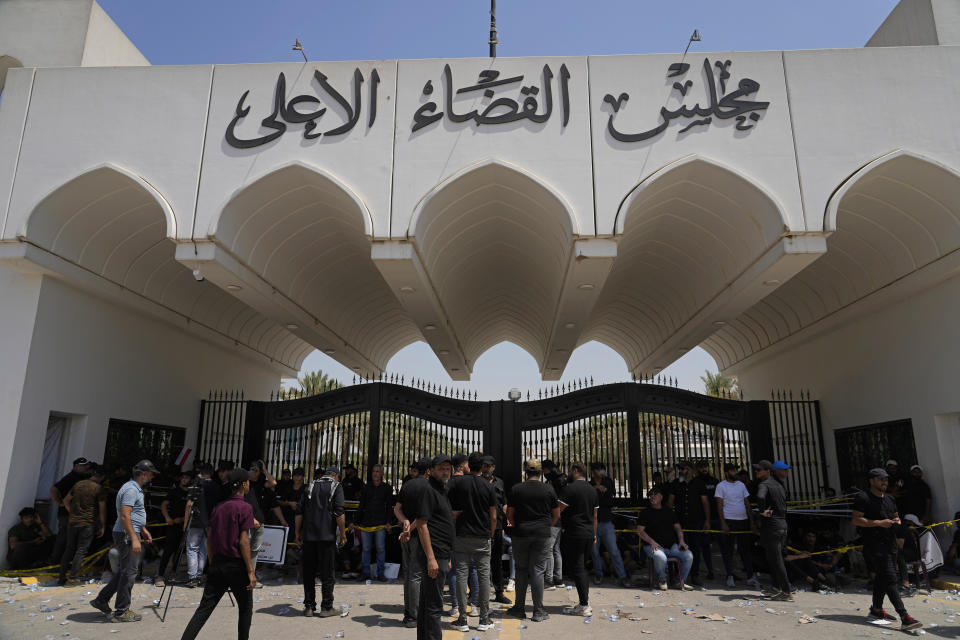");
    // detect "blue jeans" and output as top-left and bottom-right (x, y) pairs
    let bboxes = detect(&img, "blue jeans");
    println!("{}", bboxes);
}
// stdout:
(592, 520), (627, 579)
(186, 527), (207, 580)
(643, 543), (694, 582)
(360, 528), (386, 577)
